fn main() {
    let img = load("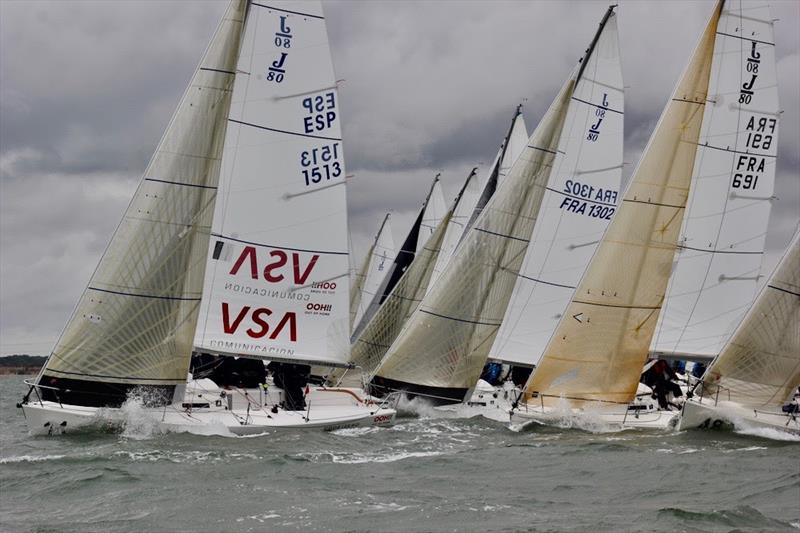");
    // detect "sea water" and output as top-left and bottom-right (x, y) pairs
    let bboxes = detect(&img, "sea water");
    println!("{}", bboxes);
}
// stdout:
(1, 376), (798, 532)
